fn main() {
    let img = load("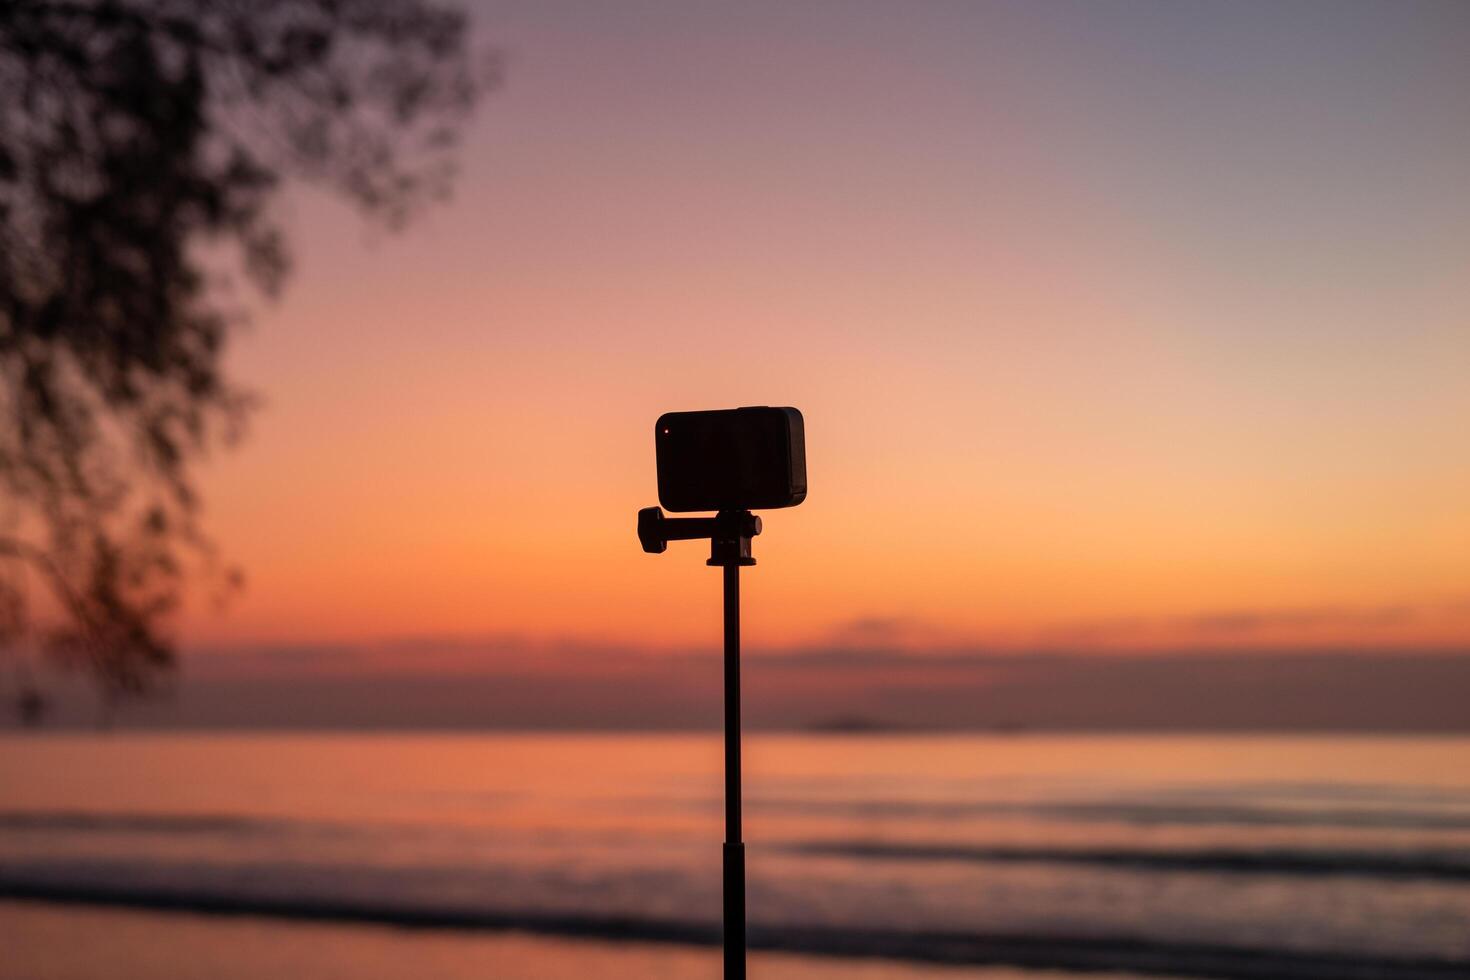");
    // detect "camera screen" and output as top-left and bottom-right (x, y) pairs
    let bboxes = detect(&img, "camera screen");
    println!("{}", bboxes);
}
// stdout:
(656, 407), (806, 512)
